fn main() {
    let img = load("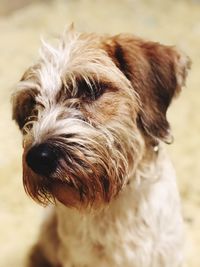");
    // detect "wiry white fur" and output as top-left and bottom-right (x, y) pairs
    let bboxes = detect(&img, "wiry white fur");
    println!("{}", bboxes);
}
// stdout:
(38, 30), (134, 101)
